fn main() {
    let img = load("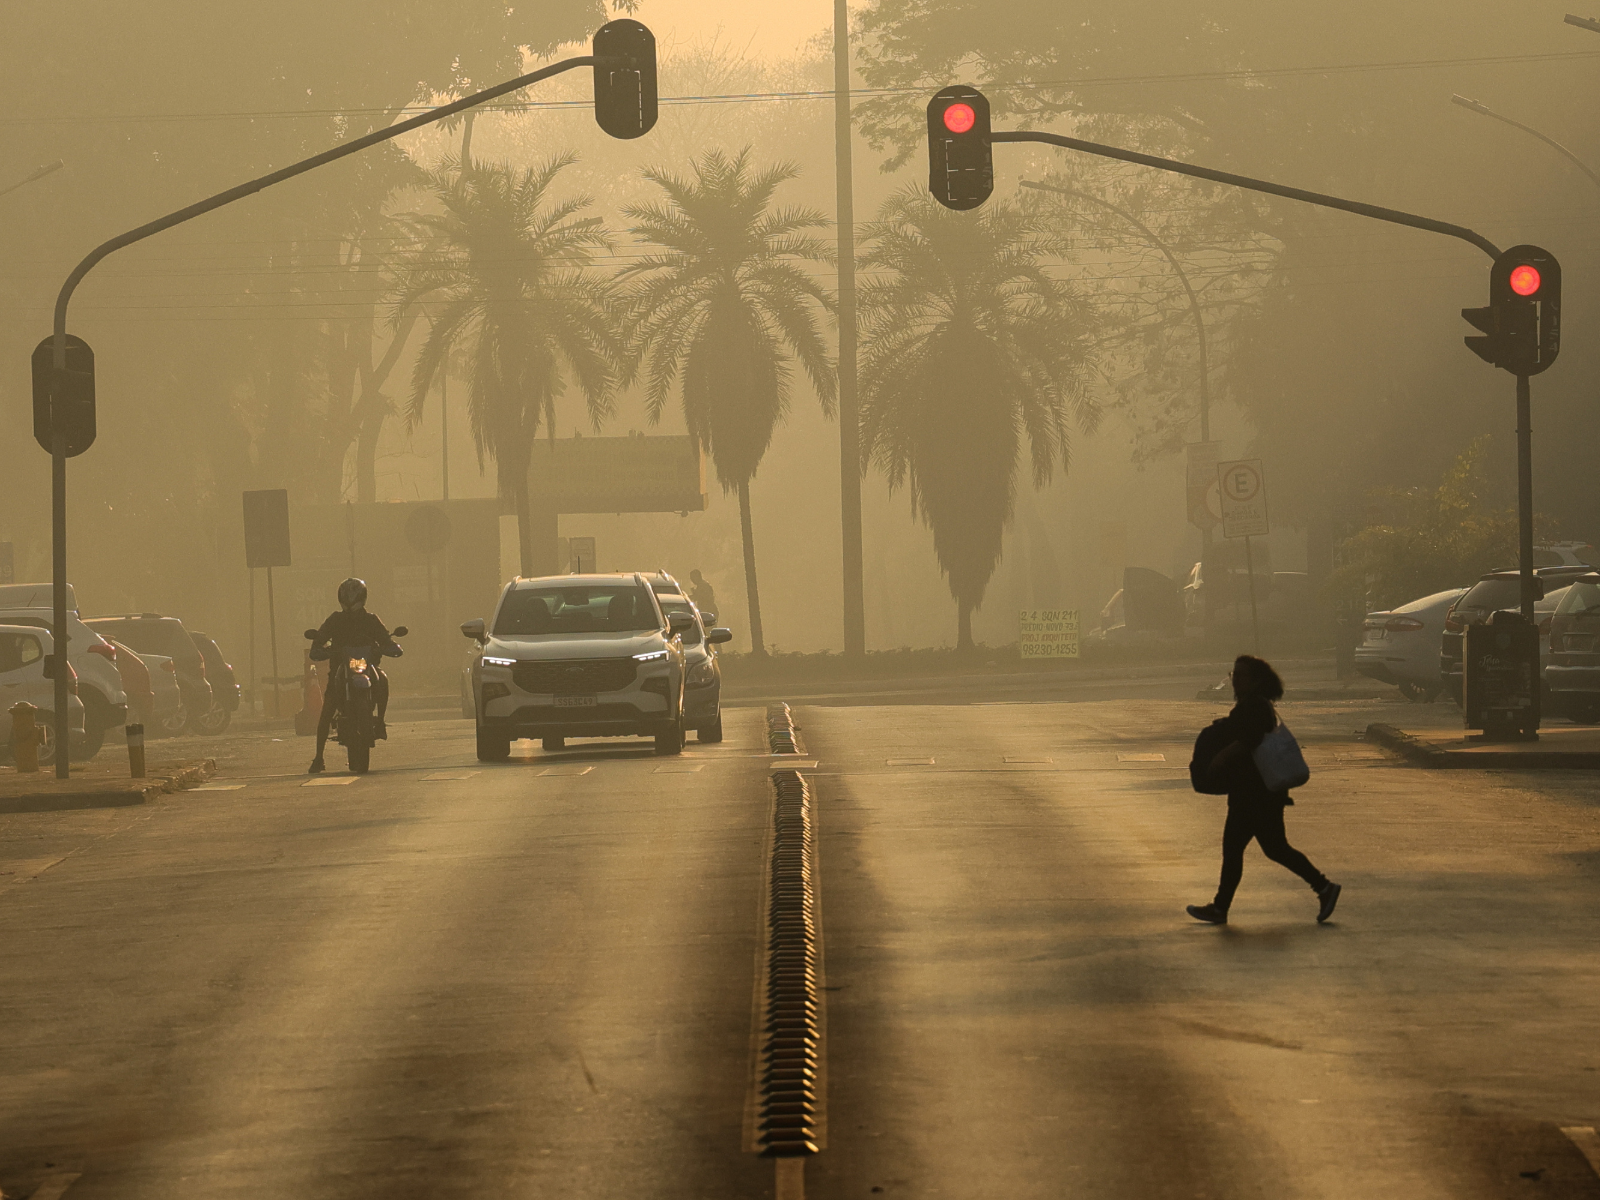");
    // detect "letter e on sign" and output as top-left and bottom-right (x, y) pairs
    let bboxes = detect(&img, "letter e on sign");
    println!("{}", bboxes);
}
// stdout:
(1217, 459), (1269, 539)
